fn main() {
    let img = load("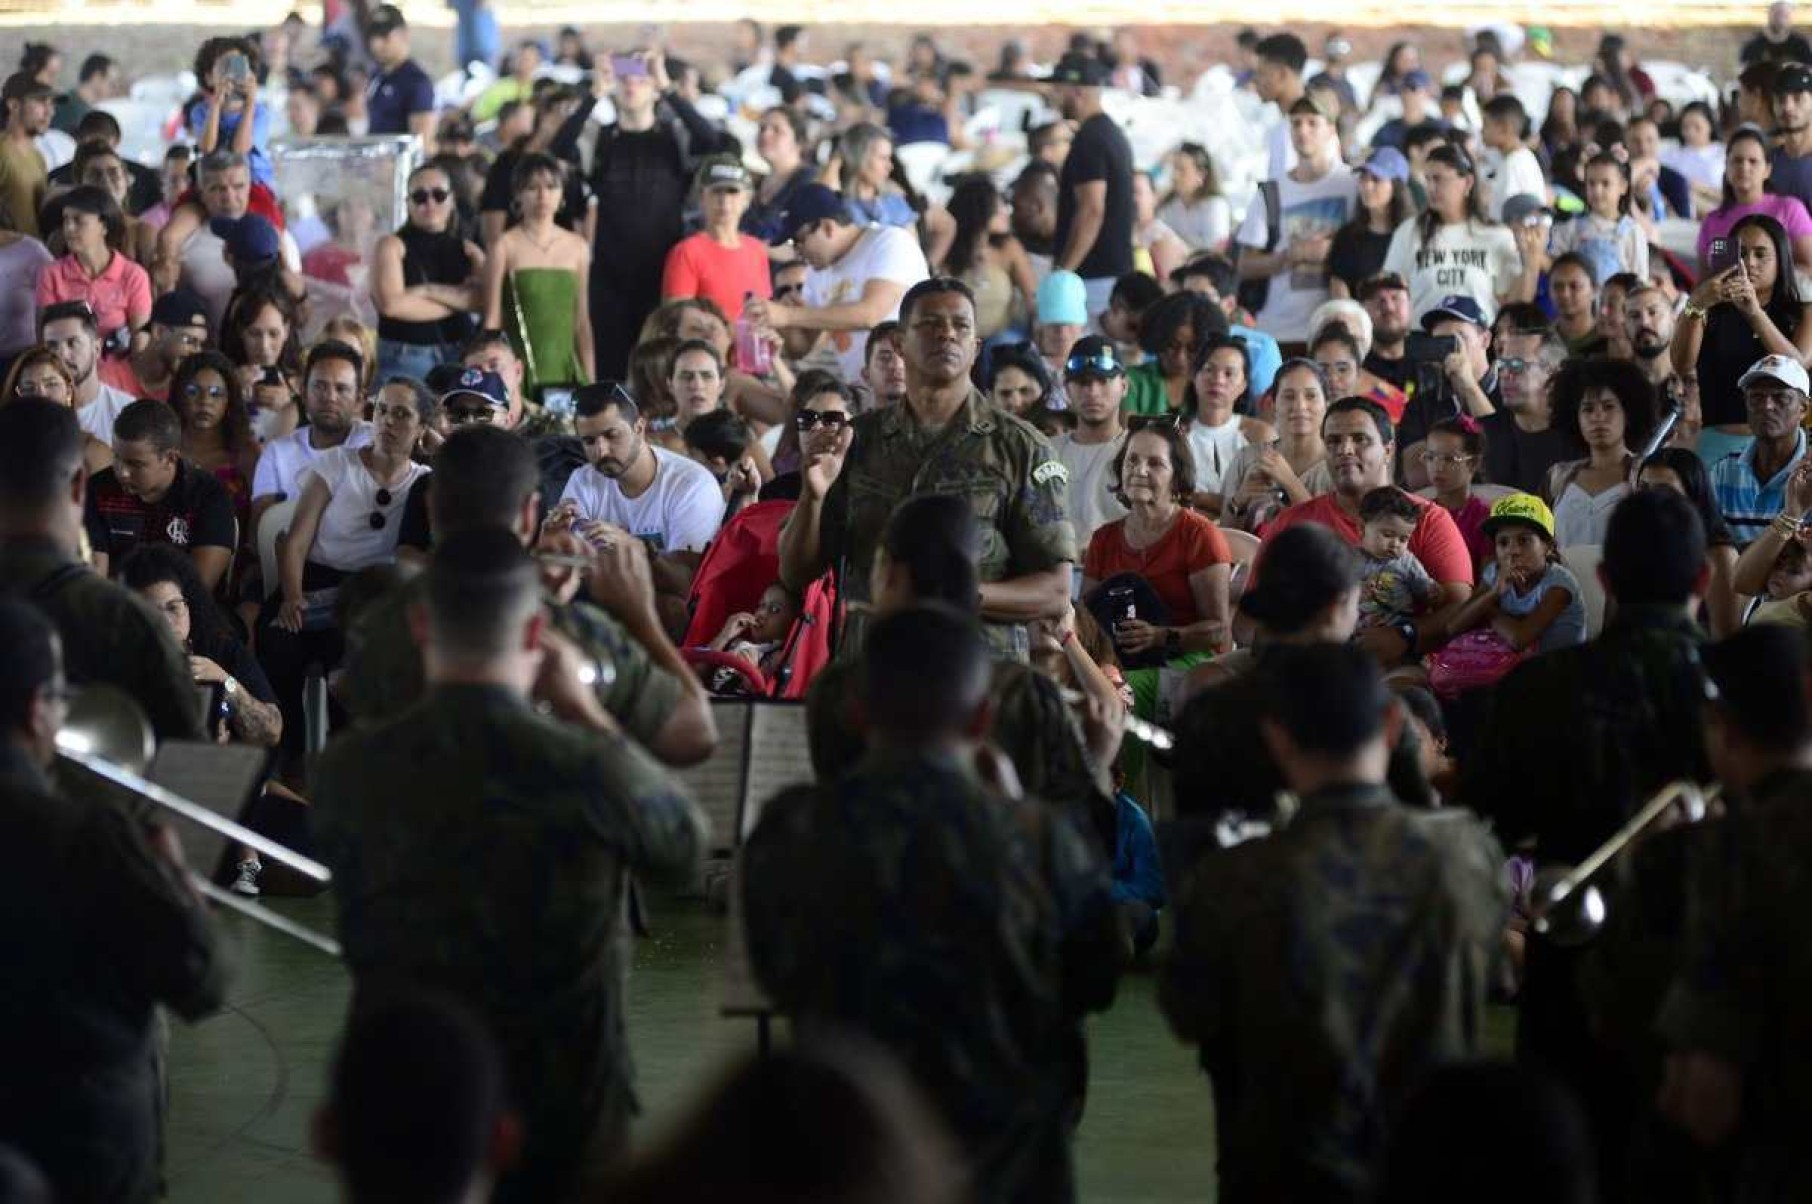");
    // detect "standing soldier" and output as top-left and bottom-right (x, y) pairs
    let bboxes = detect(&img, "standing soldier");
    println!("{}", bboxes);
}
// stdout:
(310, 529), (708, 1203)
(1161, 643), (1507, 1203)
(742, 605), (1124, 1203)
(778, 277), (1076, 661)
